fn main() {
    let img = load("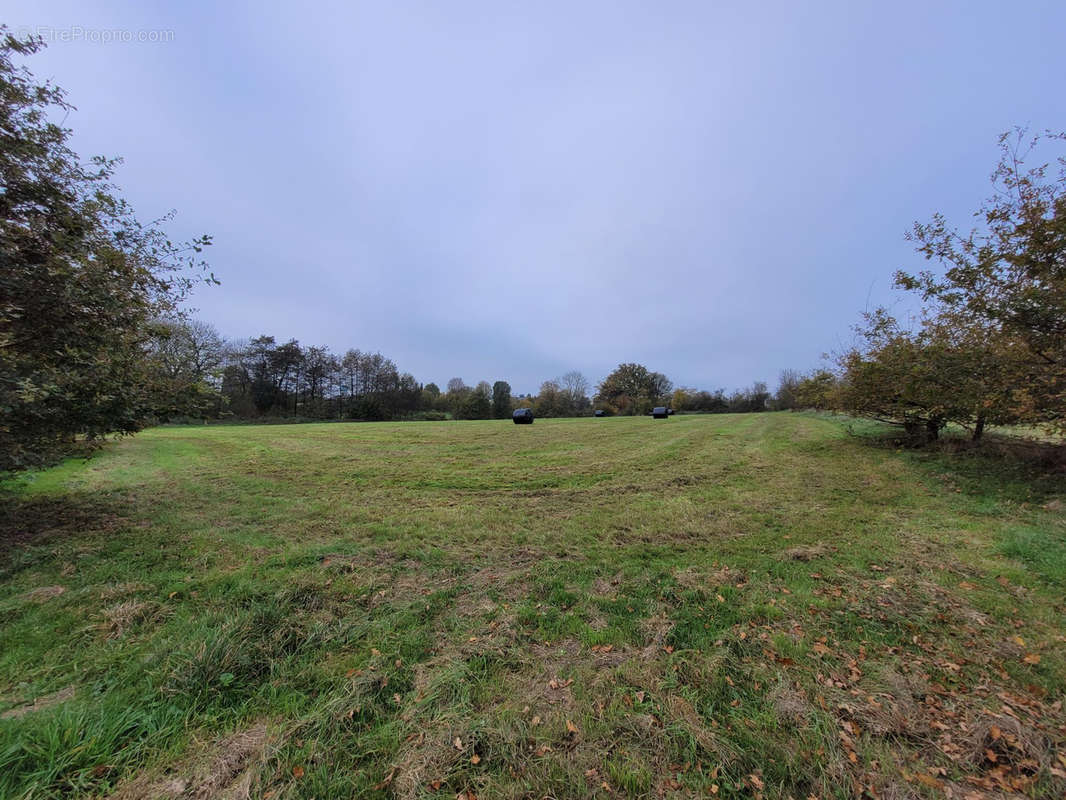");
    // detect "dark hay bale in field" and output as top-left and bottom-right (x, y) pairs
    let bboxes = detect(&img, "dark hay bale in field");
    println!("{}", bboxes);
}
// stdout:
(512, 408), (534, 424)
